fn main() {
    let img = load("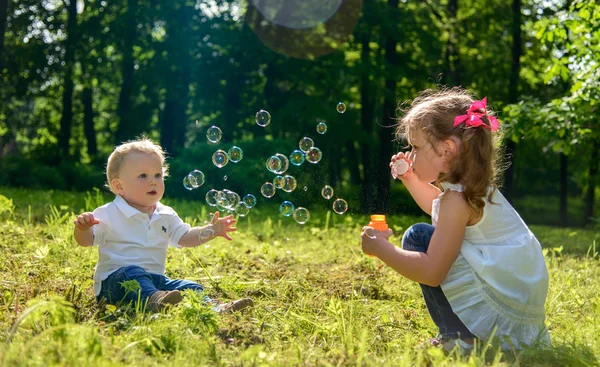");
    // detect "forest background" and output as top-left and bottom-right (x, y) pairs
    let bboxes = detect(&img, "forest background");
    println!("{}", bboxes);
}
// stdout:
(0, 0), (599, 228)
